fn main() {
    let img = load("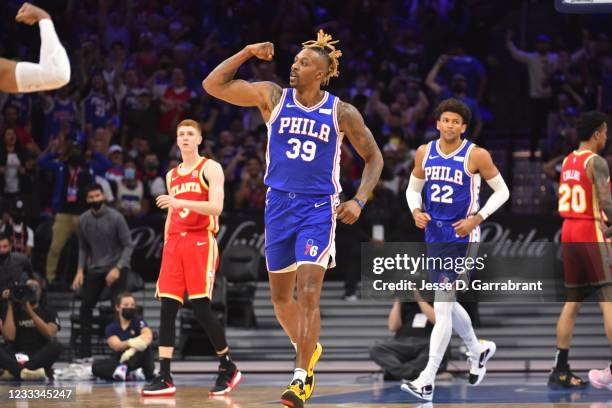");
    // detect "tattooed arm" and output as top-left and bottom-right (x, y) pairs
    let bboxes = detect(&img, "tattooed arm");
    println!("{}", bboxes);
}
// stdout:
(202, 42), (282, 122)
(588, 155), (612, 235)
(336, 101), (384, 224)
